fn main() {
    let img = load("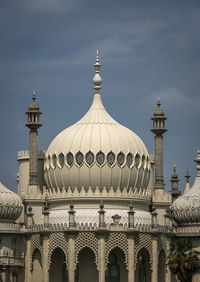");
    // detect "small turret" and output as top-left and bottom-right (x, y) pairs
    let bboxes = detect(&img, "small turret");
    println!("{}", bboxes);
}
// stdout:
(170, 164), (181, 202)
